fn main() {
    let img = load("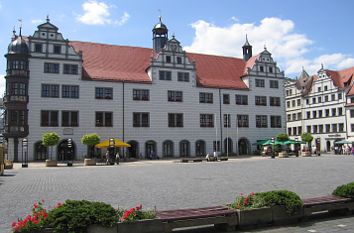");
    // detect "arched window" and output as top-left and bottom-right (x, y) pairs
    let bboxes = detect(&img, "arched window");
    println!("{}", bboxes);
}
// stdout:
(179, 140), (190, 157)
(162, 140), (174, 157)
